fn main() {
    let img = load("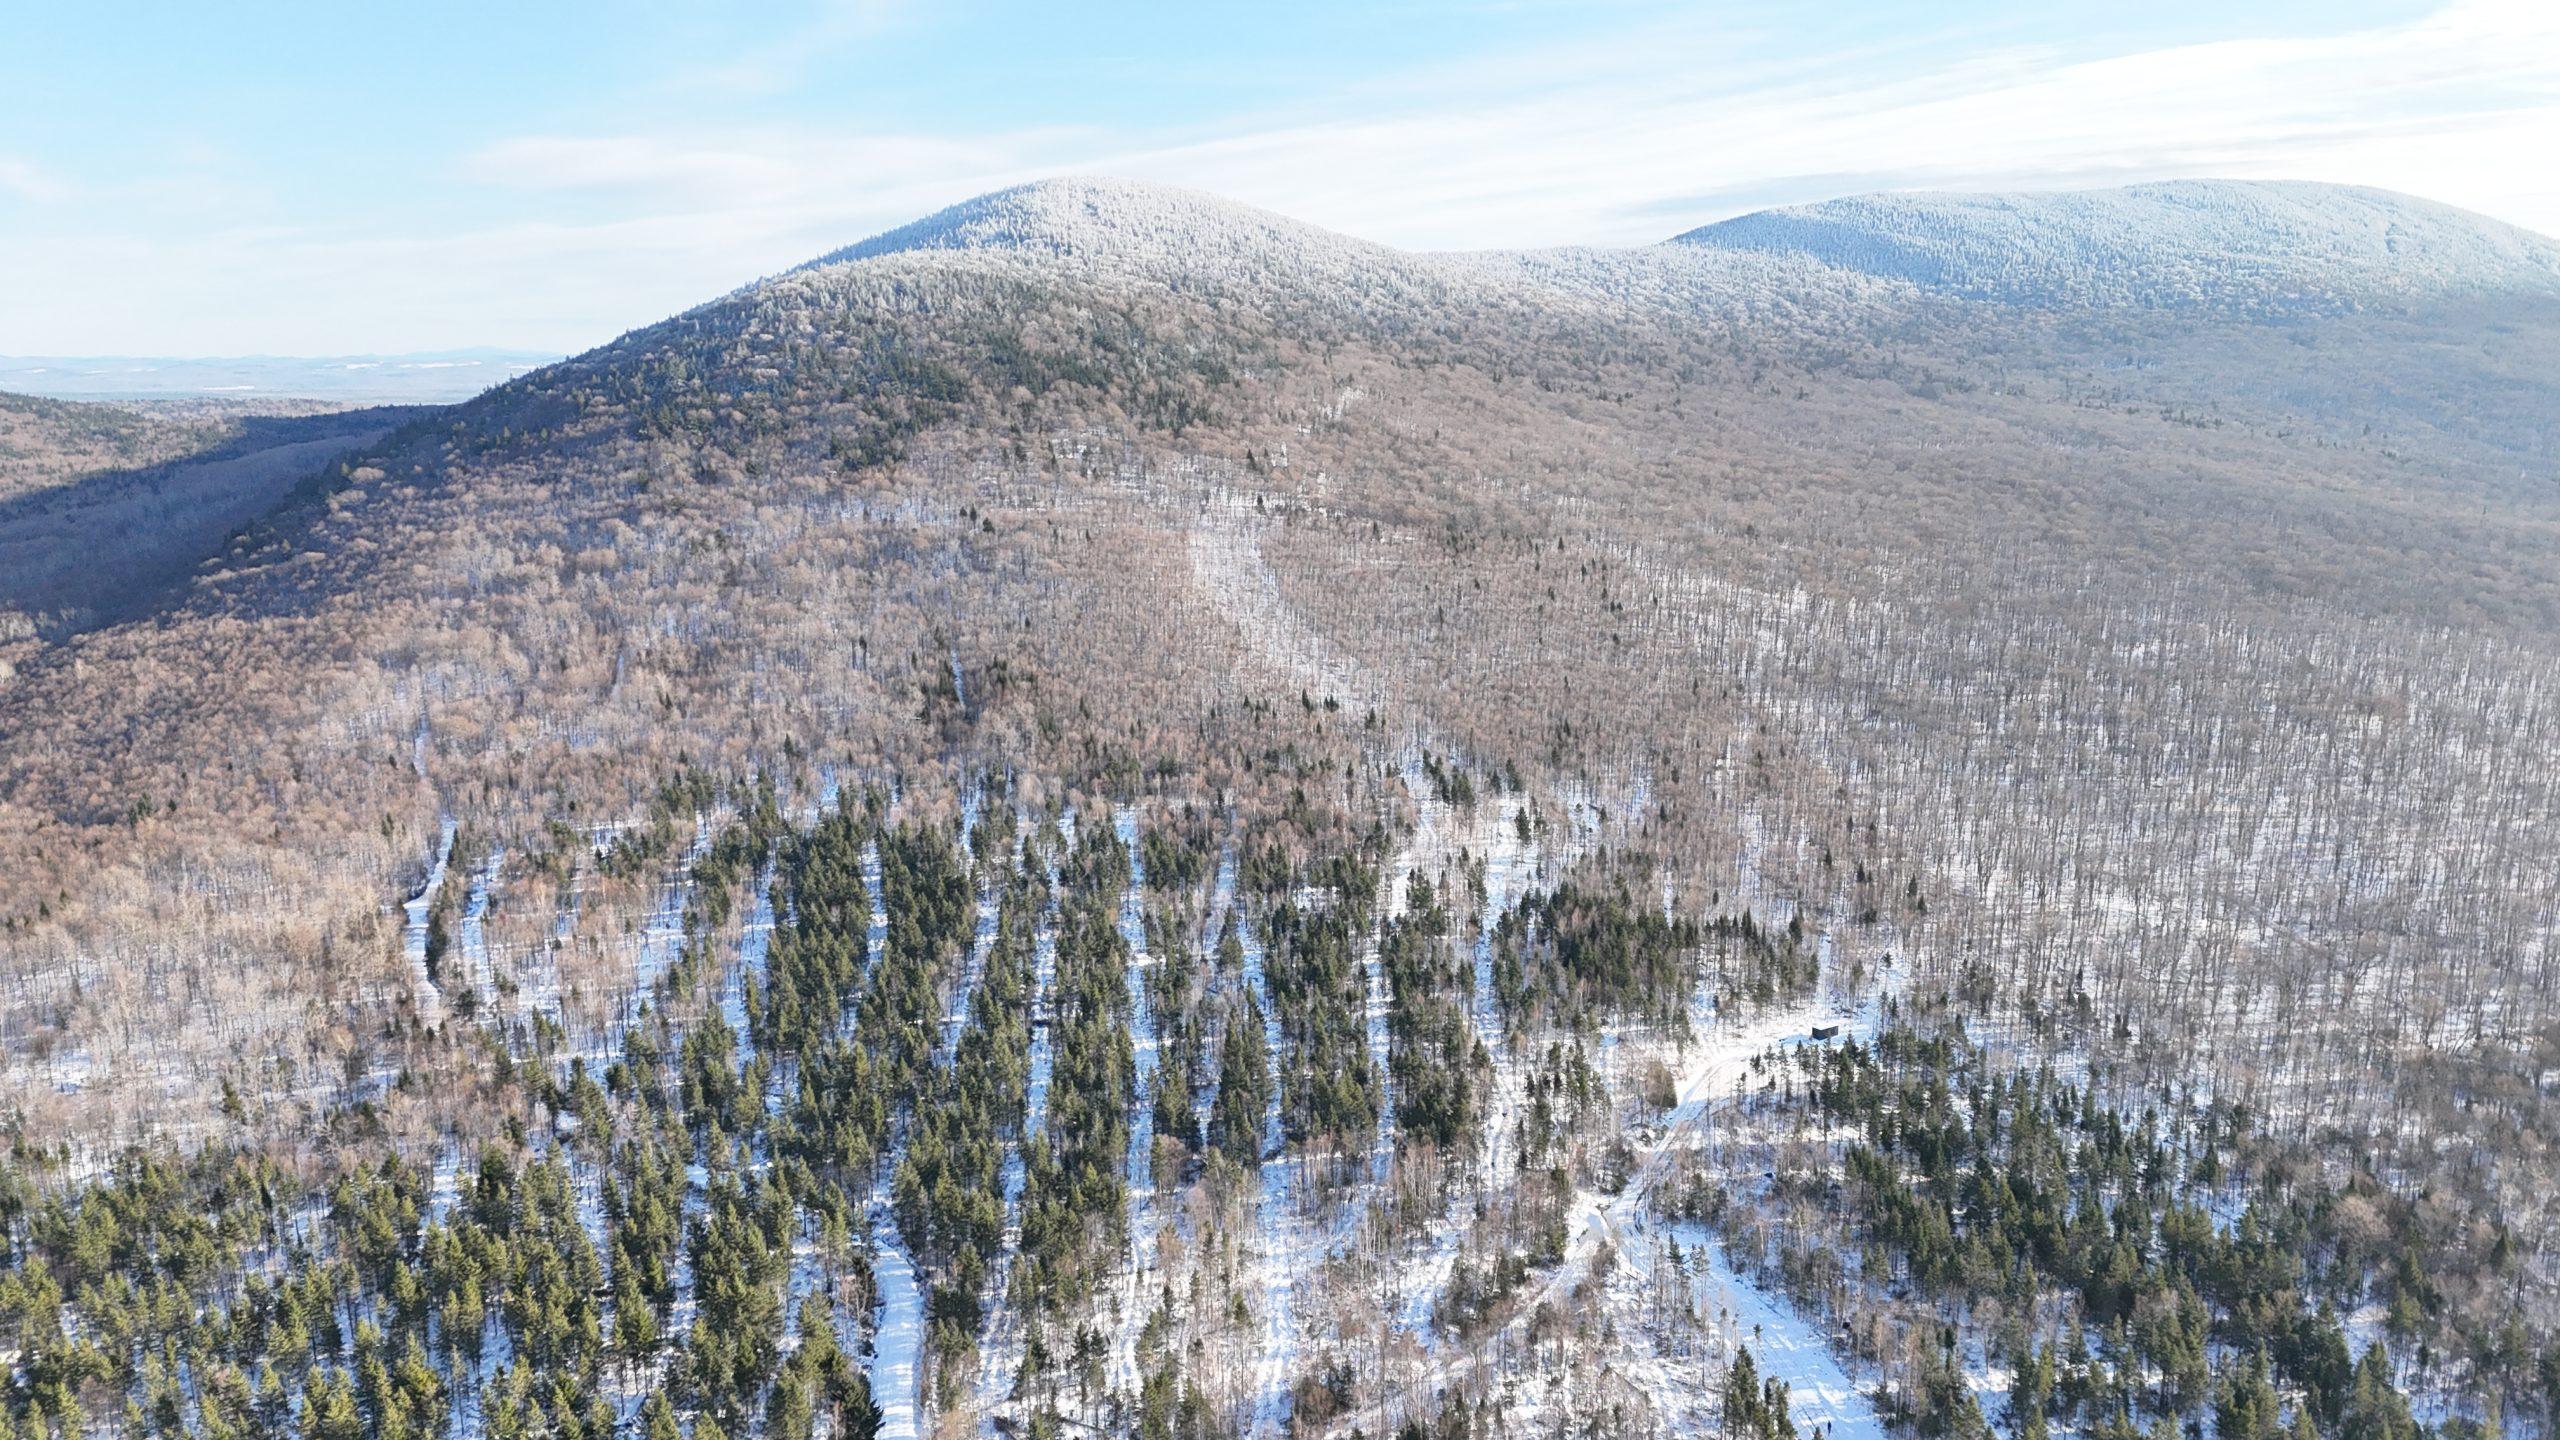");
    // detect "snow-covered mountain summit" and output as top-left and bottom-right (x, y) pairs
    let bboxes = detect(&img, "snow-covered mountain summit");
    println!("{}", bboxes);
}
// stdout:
(1671, 180), (2560, 310)
(798, 176), (1471, 313)
(815, 177), (1383, 270)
